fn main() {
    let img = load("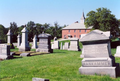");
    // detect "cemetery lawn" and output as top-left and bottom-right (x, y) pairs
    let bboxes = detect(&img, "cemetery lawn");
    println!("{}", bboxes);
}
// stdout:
(0, 49), (120, 81)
